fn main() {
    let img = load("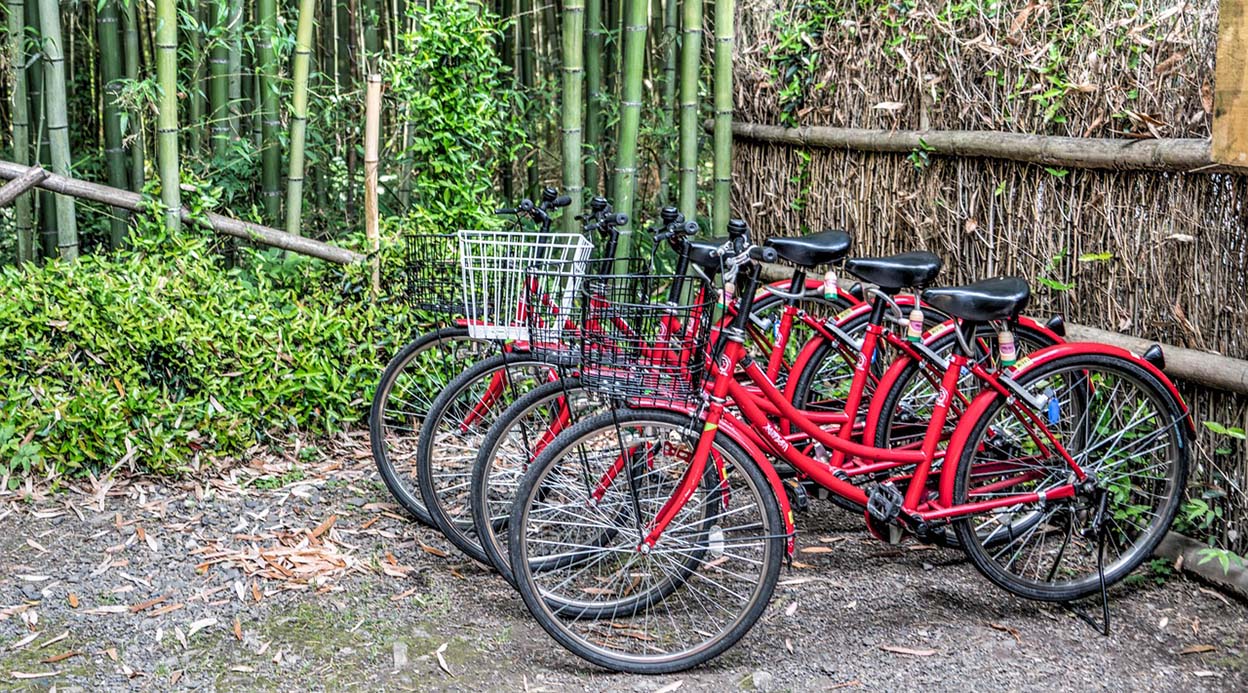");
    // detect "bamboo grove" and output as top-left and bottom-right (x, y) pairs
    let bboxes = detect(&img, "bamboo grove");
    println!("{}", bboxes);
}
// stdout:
(0, 0), (739, 264)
